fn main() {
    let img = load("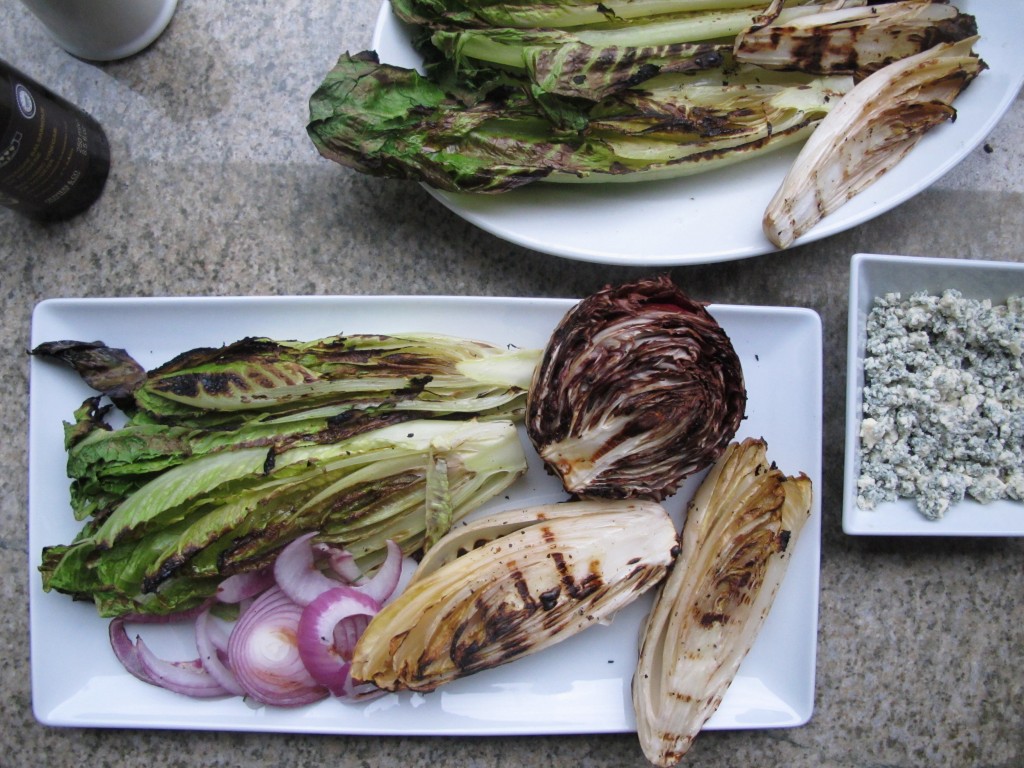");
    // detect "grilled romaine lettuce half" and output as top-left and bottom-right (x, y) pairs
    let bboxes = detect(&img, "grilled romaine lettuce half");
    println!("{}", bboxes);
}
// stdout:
(307, 51), (848, 193)
(427, 26), (728, 102)
(633, 437), (813, 767)
(351, 499), (678, 692)
(762, 35), (985, 248)
(33, 332), (541, 426)
(390, 0), (789, 30)
(403, 2), (846, 100)
(311, 1), (983, 200)
(59, 396), (423, 521)
(40, 419), (527, 617)
(526, 276), (746, 501)
(33, 332), (540, 521)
